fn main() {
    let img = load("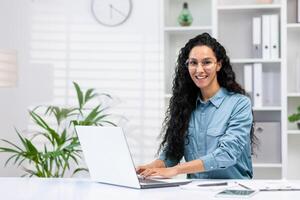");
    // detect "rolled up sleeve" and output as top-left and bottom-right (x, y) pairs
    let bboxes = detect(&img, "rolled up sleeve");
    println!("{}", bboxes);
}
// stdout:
(158, 149), (180, 167)
(199, 97), (253, 171)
